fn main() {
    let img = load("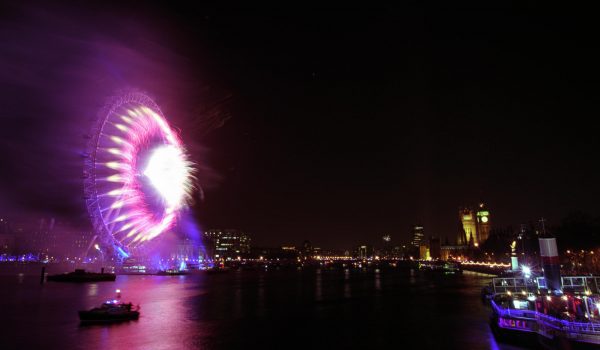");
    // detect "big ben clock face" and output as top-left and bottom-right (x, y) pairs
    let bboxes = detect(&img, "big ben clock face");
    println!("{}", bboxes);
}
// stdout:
(481, 216), (489, 223)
